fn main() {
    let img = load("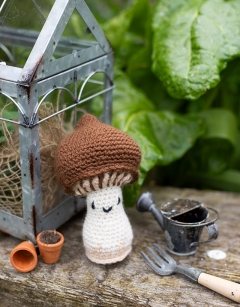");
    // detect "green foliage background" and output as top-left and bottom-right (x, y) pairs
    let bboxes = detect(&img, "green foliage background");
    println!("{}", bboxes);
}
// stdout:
(1, 0), (240, 205)
(88, 0), (240, 204)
